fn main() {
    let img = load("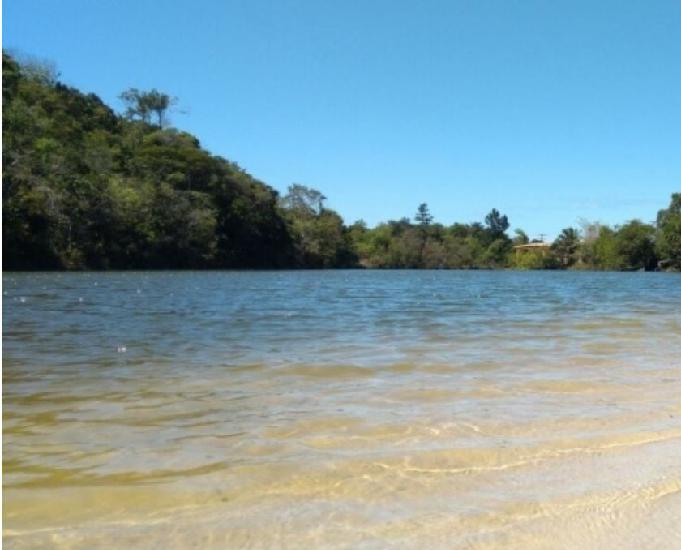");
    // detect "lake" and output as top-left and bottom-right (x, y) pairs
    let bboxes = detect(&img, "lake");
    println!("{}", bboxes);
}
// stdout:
(3, 271), (681, 548)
